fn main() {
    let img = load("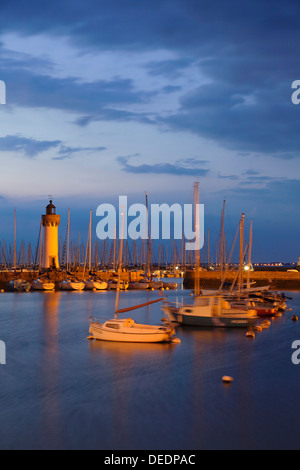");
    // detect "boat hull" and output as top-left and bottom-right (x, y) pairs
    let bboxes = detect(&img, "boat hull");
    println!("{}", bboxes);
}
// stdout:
(164, 306), (254, 328)
(85, 280), (108, 290)
(60, 281), (85, 291)
(89, 321), (174, 343)
(31, 281), (55, 291)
